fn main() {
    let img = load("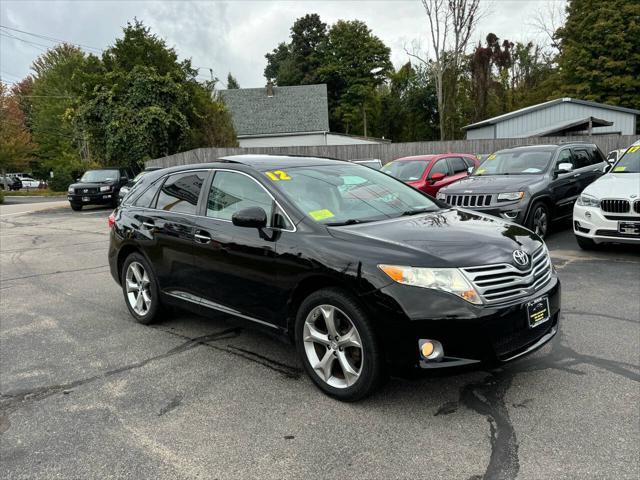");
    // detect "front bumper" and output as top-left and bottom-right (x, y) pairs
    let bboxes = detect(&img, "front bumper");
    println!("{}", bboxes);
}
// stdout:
(370, 274), (560, 370)
(68, 193), (115, 205)
(573, 204), (640, 244)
